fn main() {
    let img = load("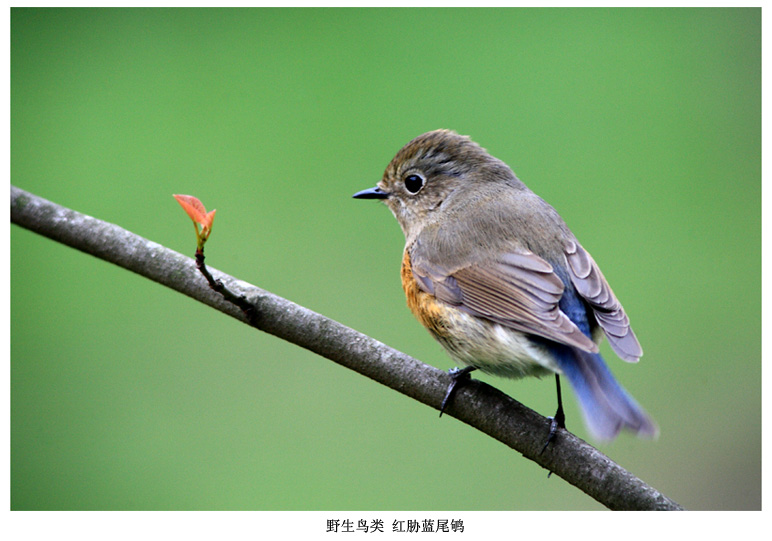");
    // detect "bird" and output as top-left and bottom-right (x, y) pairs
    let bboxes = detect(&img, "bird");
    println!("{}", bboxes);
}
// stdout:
(353, 129), (657, 443)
